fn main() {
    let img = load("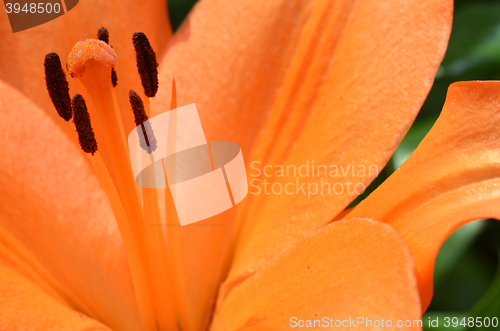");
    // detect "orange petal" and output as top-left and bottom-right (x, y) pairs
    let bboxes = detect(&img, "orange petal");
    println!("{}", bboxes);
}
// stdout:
(152, 0), (453, 305)
(348, 81), (500, 310)
(0, 0), (171, 139)
(0, 80), (141, 330)
(0, 262), (111, 330)
(211, 218), (422, 330)
(176, 214), (238, 330)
